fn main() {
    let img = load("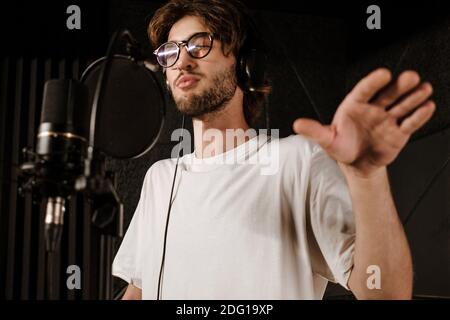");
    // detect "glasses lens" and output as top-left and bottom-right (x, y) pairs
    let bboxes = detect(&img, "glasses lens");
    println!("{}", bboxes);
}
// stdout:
(187, 33), (212, 58)
(156, 42), (179, 67)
